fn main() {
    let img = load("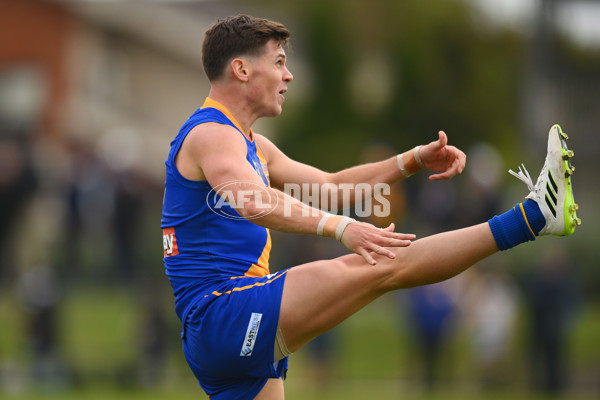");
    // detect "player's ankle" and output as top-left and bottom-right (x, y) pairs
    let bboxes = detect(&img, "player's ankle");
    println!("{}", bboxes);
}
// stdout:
(488, 201), (543, 251)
